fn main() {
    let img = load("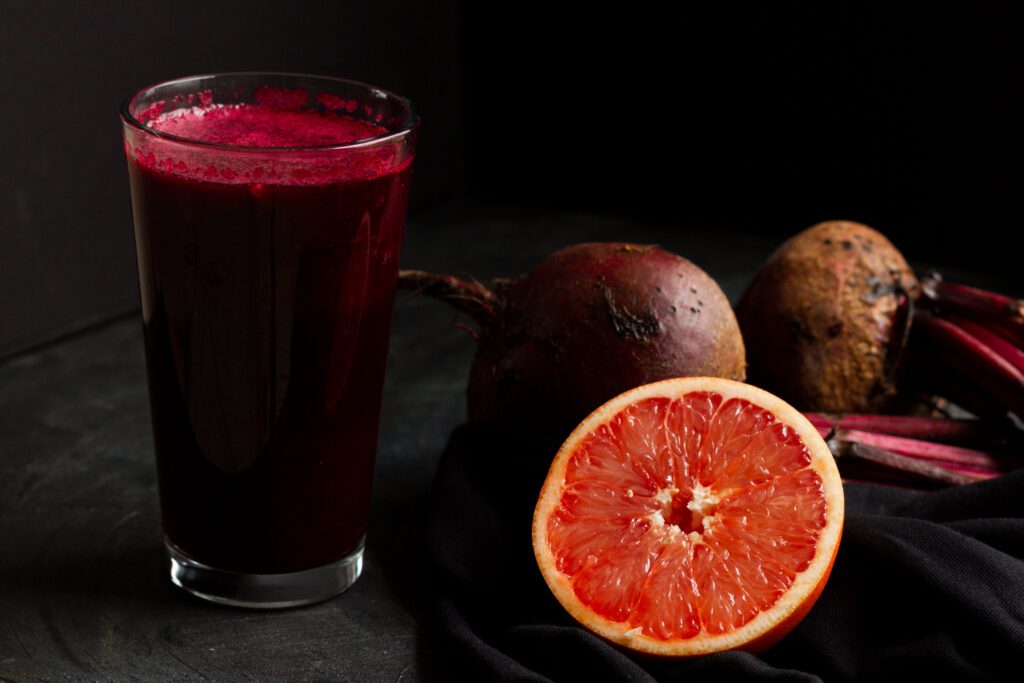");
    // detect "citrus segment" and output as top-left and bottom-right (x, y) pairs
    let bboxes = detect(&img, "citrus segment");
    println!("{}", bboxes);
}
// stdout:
(534, 378), (844, 656)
